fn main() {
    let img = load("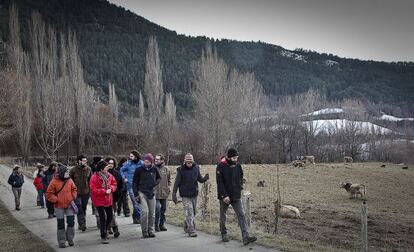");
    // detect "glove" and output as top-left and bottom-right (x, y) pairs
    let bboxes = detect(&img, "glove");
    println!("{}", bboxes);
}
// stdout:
(172, 194), (178, 204)
(204, 174), (209, 180)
